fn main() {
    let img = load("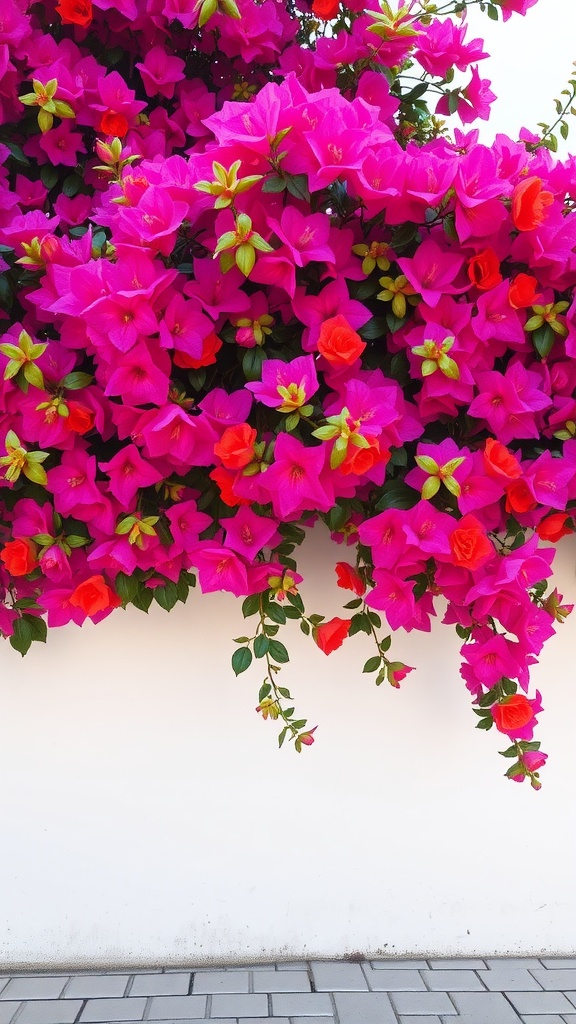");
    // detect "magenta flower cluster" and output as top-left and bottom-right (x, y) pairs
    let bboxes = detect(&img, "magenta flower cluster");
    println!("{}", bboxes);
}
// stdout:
(0, 0), (574, 780)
